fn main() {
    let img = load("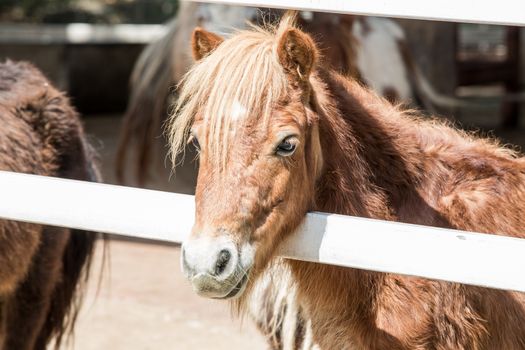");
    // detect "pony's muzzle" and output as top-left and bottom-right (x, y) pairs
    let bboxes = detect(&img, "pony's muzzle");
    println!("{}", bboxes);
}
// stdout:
(181, 235), (252, 299)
